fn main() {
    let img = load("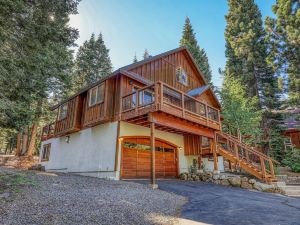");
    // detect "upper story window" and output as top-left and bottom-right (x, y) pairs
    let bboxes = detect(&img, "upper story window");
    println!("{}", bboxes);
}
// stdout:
(176, 67), (188, 86)
(58, 103), (68, 120)
(89, 83), (105, 107)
